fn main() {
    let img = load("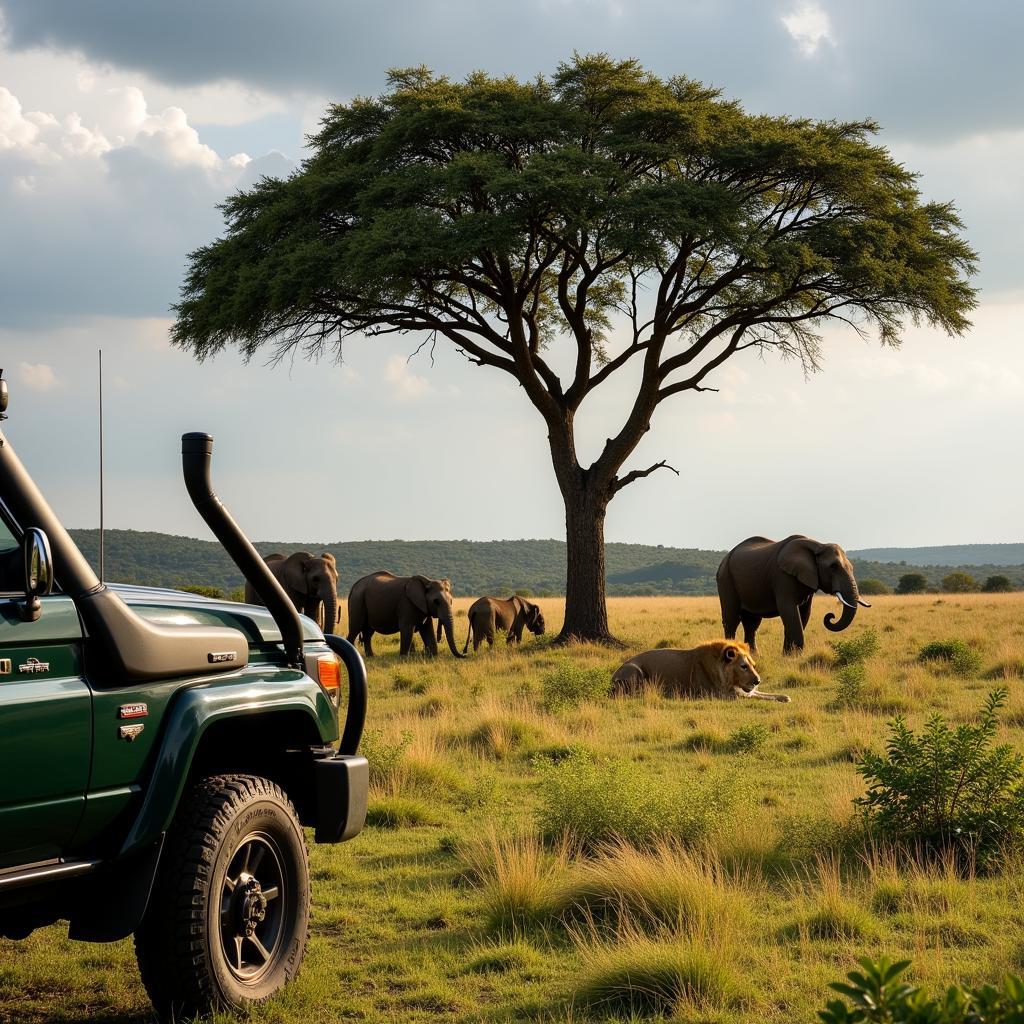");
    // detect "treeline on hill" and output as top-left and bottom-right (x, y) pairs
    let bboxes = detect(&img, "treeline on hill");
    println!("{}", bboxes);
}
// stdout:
(67, 530), (1024, 597)
(851, 542), (1024, 567)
